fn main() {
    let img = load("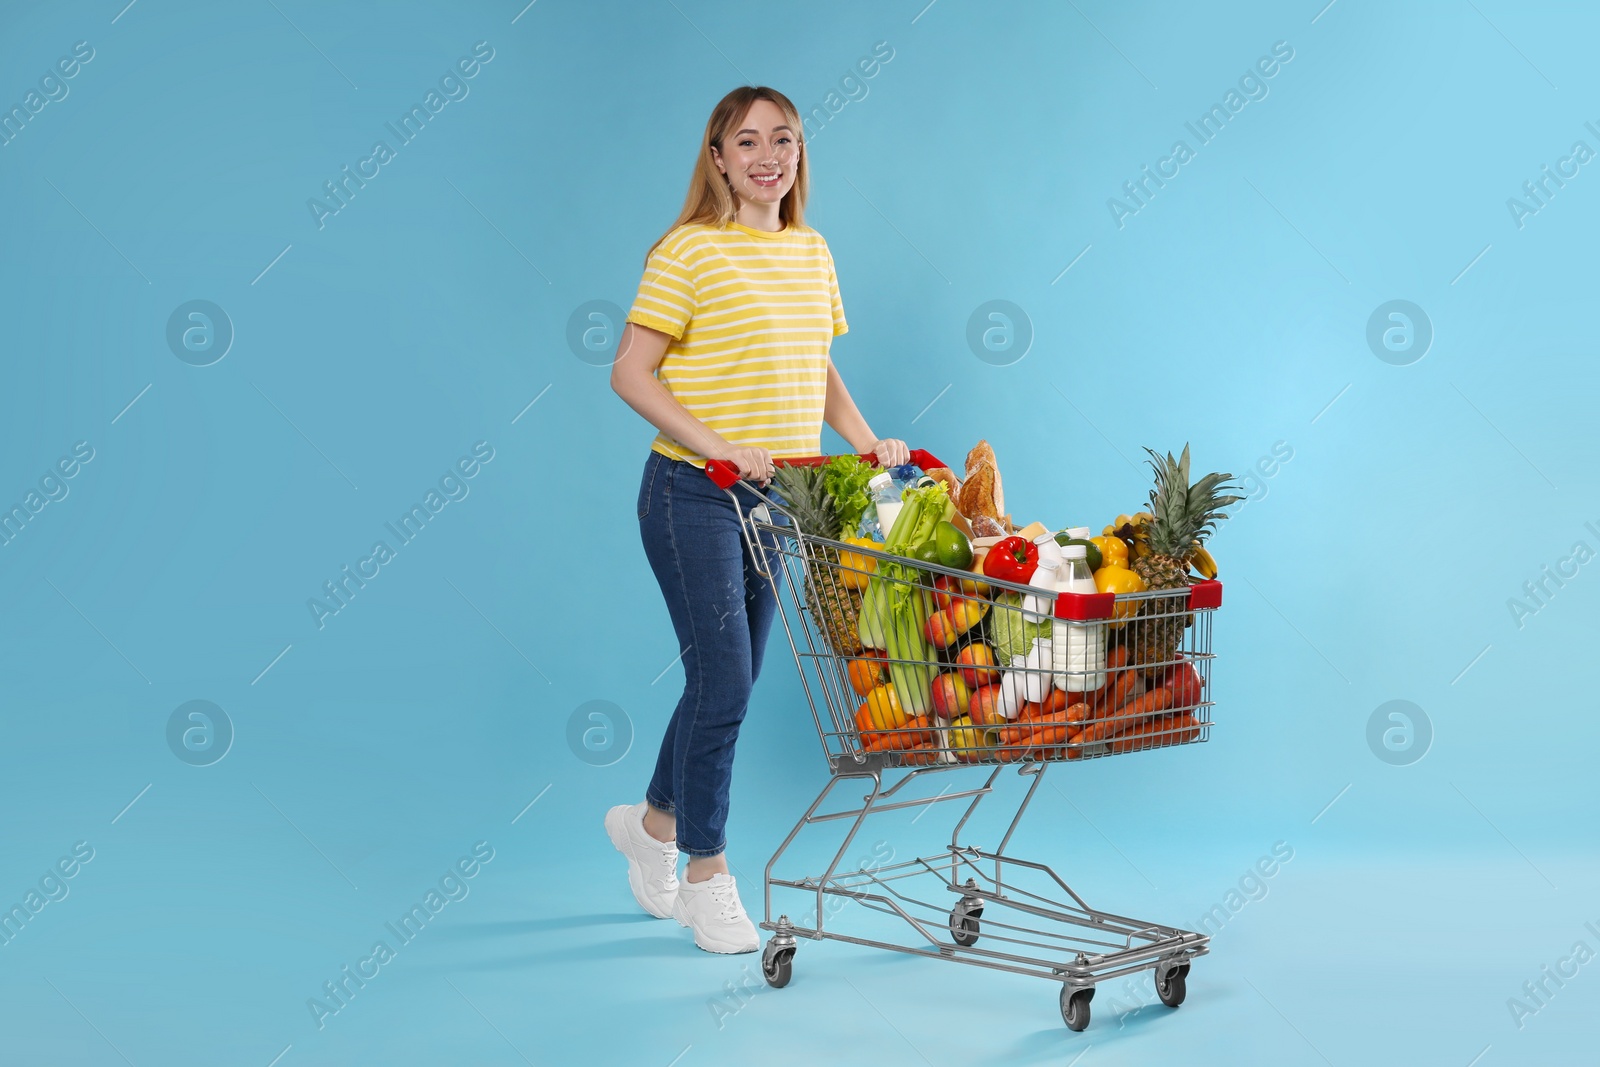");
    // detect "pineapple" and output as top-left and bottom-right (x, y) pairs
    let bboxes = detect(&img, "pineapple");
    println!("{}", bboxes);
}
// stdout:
(769, 465), (862, 655)
(1128, 446), (1242, 677)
